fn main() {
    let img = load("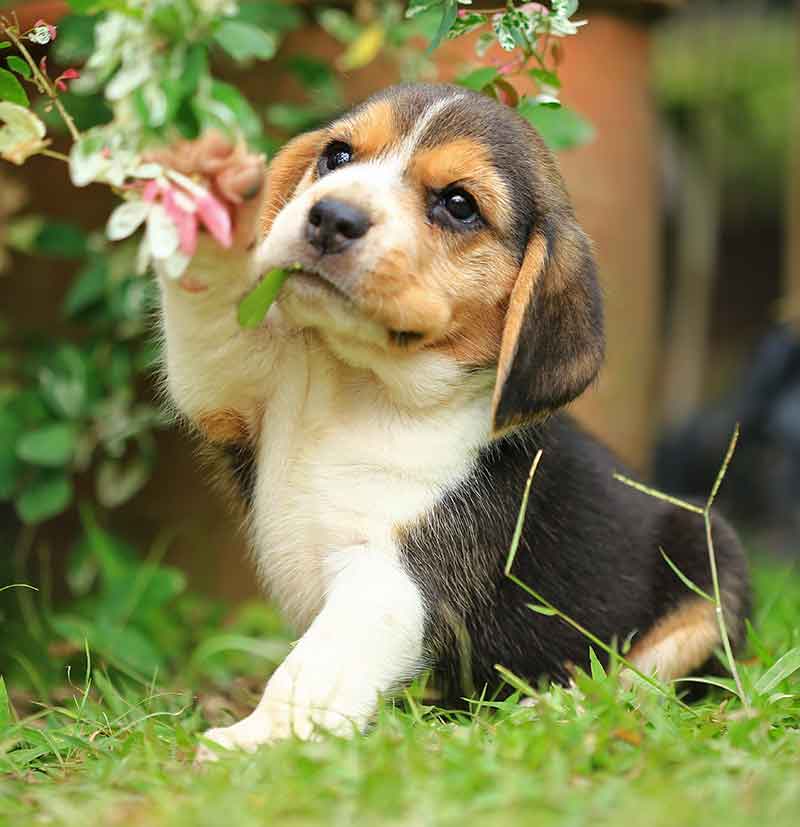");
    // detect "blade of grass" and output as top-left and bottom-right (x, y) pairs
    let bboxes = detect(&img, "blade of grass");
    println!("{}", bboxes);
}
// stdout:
(753, 646), (800, 696)
(504, 449), (543, 576)
(703, 425), (749, 708)
(503, 450), (694, 713)
(613, 474), (704, 515)
(660, 547), (714, 602)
